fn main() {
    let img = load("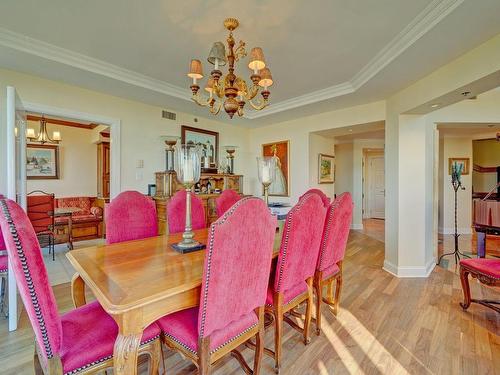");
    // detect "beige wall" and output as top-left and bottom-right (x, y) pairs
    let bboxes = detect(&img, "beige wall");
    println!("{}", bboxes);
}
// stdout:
(473, 138), (500, 193)
(26, 122), (98, 197)
(438, 137), (473, 234)
(334, 143), (353, 196)
(0, 68), (252, 196)
(308, 133), (335, 198)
